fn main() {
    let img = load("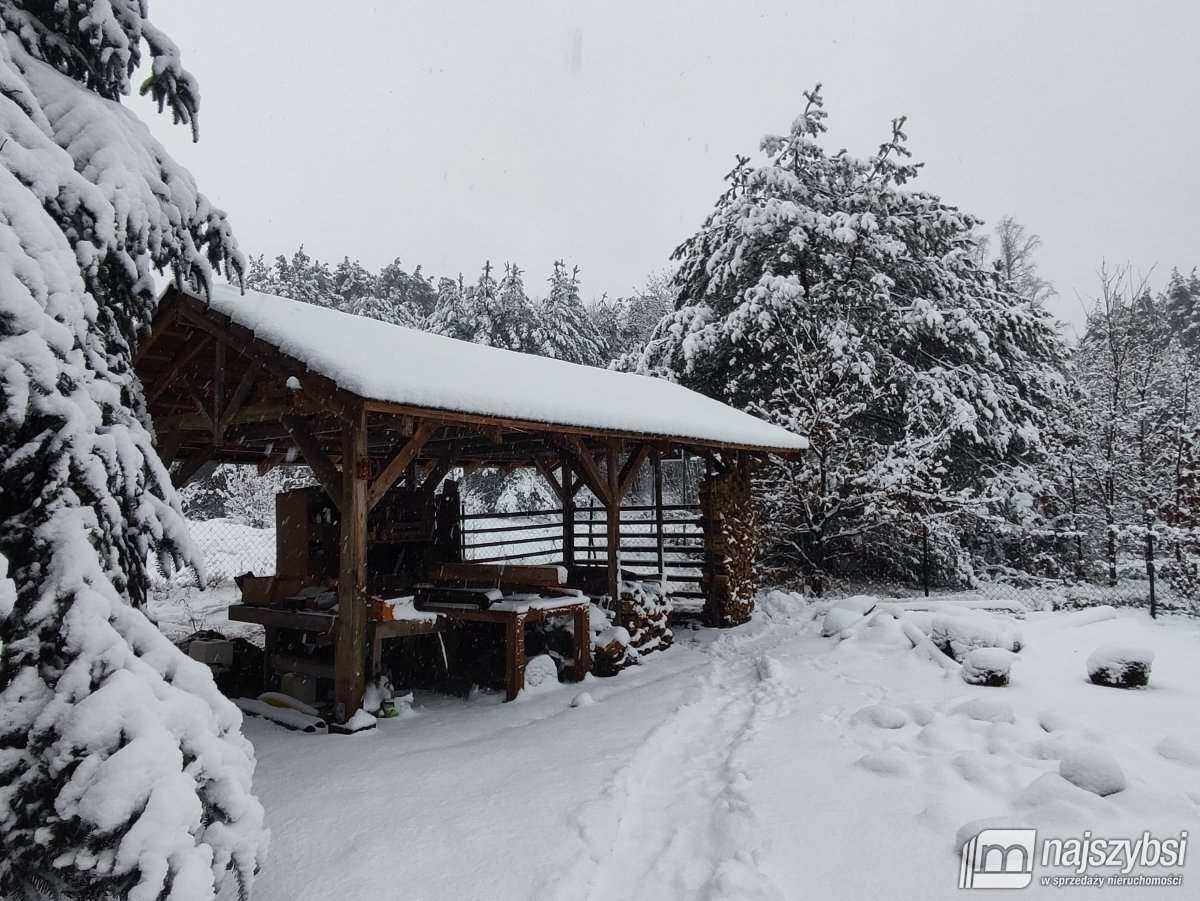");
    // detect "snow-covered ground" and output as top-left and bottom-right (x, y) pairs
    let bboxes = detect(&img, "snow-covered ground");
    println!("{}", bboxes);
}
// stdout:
(221, 594), (1199, 900)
